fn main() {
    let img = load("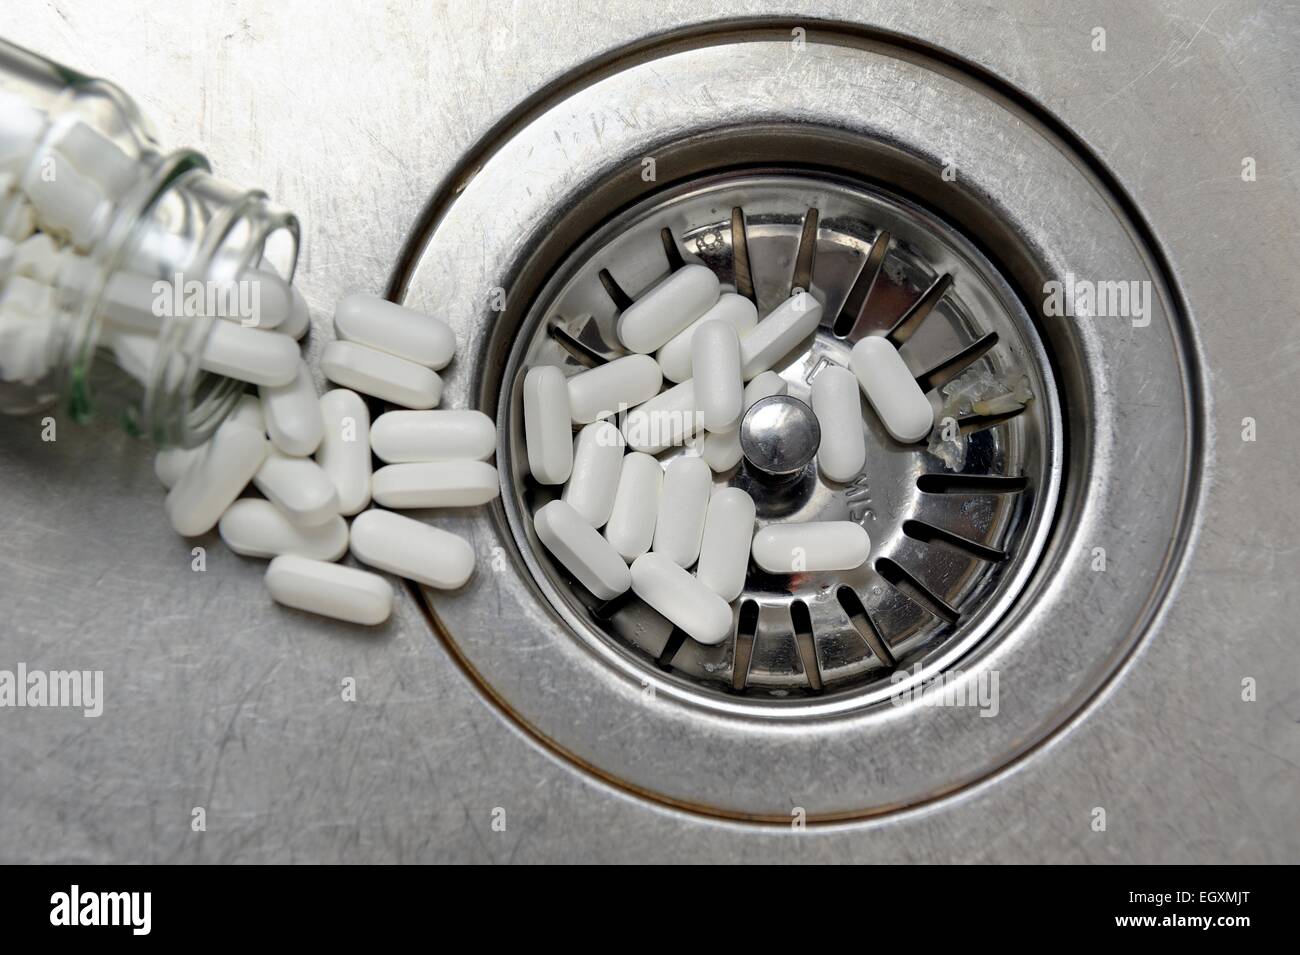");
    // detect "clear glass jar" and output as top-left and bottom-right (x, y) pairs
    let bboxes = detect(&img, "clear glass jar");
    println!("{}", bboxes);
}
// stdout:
(0, 38), (300, 447)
